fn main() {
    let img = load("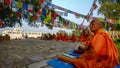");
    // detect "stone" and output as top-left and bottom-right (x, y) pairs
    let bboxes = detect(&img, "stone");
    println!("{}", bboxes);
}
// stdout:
(7, 53), (24, 59)
(42, 65), (53, 68)
(27, 60), (47, 68)
(46, 53), (56, 59)
(28, 55), (43, 62)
